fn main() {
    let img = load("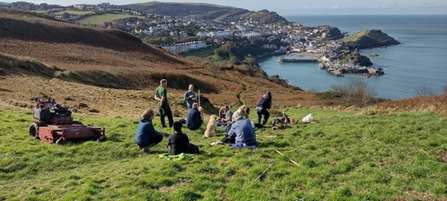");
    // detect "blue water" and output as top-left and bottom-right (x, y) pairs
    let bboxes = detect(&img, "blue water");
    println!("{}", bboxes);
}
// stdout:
(258, 15), (447, 100)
